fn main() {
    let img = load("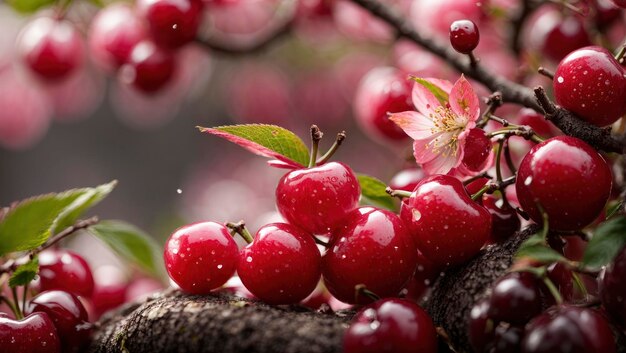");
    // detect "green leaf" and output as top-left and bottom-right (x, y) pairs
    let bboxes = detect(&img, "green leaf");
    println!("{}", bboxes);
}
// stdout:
(199, 124), (310, 167)
(53, 180), (117, 234)
(7, 0), (55, 13)
(357, 174), (397, 211)
(516, 233), (566, 263)
(9, 258), (38, 288)
(0, 191), (90, 256)
(582, 216), (626, 269)
(605, 200), (623, 220)
(89, 220), (163, 278)
(410, 76), (450, 106)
